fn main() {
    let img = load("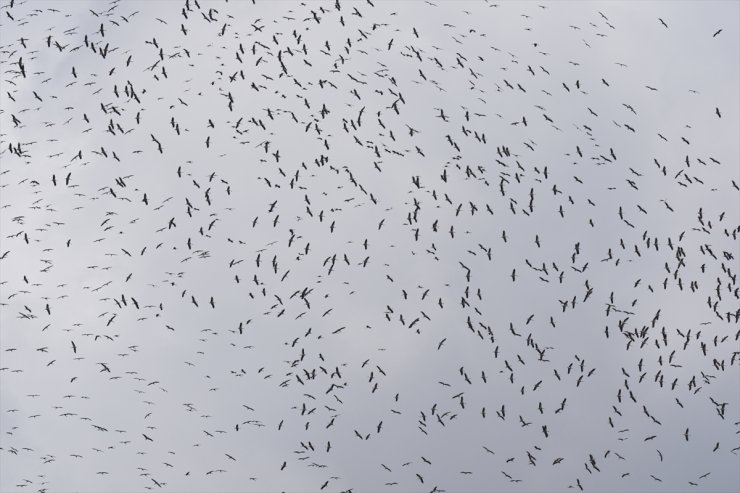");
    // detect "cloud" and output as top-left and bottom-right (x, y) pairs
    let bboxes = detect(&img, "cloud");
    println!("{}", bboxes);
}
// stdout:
(0, 1), (738, 492)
